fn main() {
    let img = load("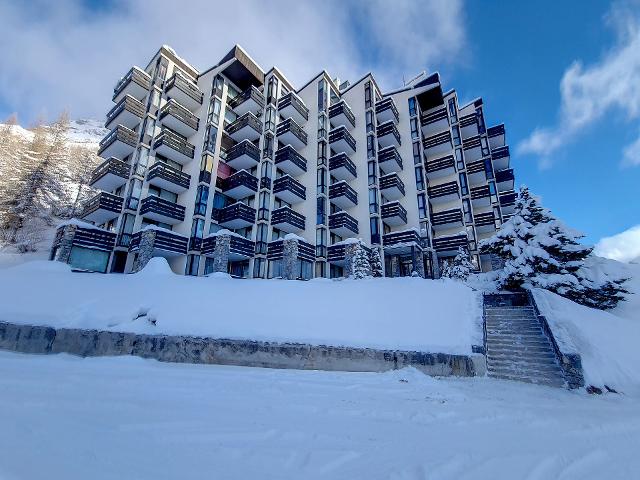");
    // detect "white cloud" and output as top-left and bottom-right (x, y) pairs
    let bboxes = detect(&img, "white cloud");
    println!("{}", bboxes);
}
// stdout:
(622, 130), (640, 166)
(0, 0), (465, 124)
(595, 225), (640, 263)
(517, 2), (640, 168)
